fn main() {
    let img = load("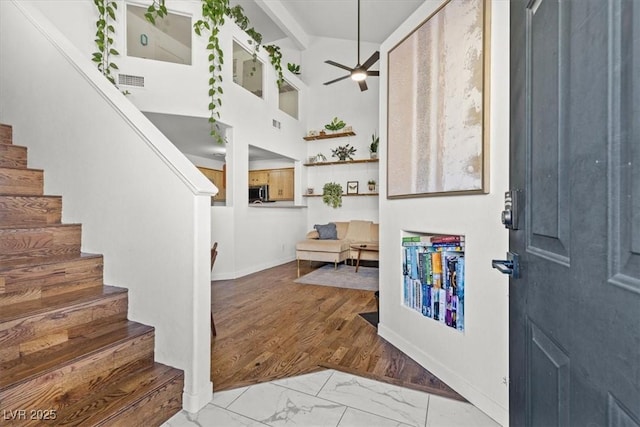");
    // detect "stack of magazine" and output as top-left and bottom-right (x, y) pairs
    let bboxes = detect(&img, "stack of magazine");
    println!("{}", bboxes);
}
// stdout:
(402, 235), (465, 332)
